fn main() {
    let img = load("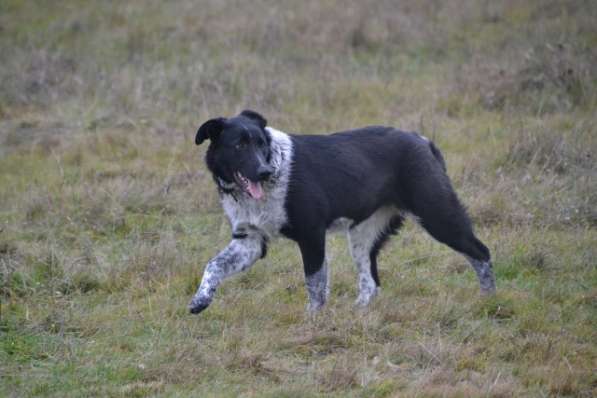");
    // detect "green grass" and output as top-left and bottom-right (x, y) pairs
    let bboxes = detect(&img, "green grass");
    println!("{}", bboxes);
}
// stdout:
(1, 0), (596, 396)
